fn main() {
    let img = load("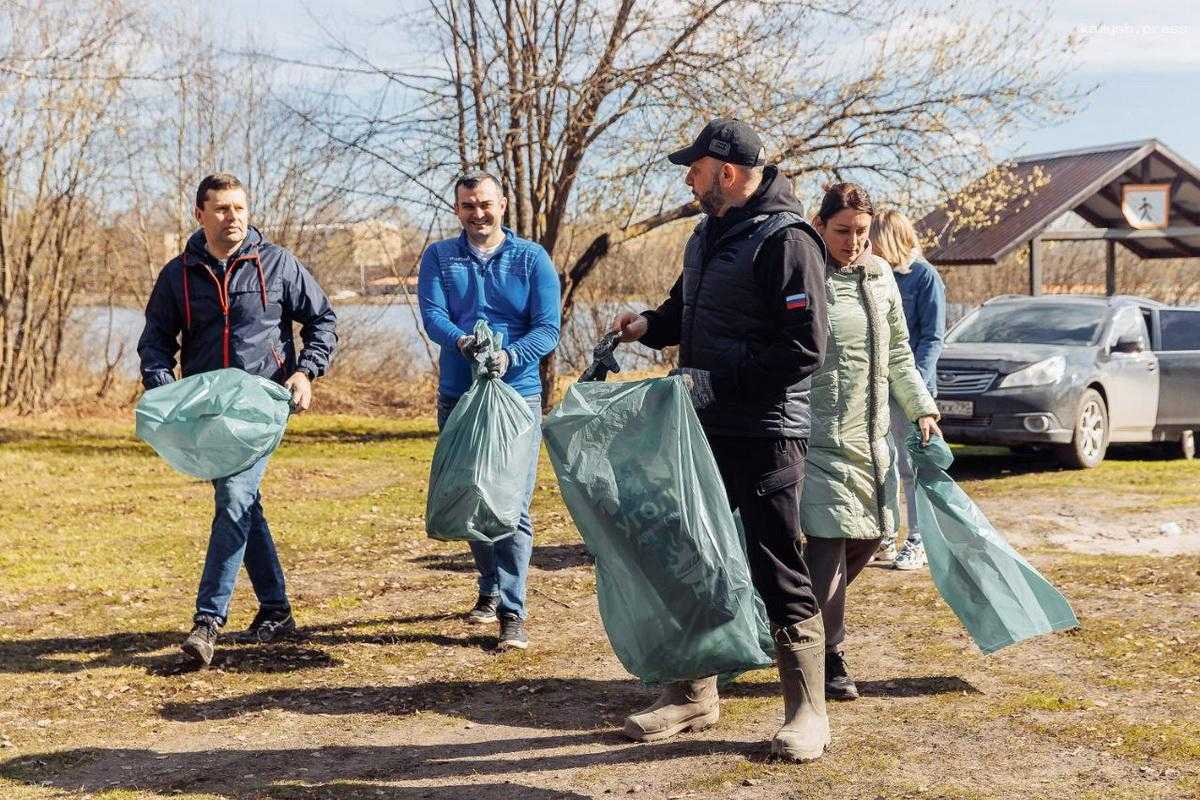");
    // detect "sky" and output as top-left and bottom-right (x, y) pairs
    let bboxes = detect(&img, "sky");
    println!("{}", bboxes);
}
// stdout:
(244, 0), (1200, 167)
(1004, 0), (1200, 163)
